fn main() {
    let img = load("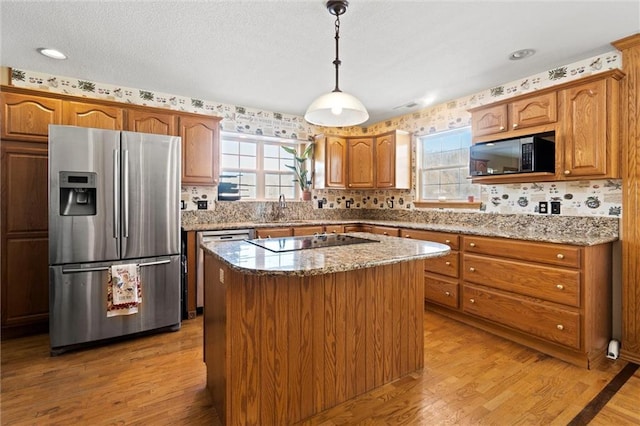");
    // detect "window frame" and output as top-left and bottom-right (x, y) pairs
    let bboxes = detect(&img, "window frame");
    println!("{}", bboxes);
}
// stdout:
(219, 132), (305, 201)
(415, 126), (481, 208)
